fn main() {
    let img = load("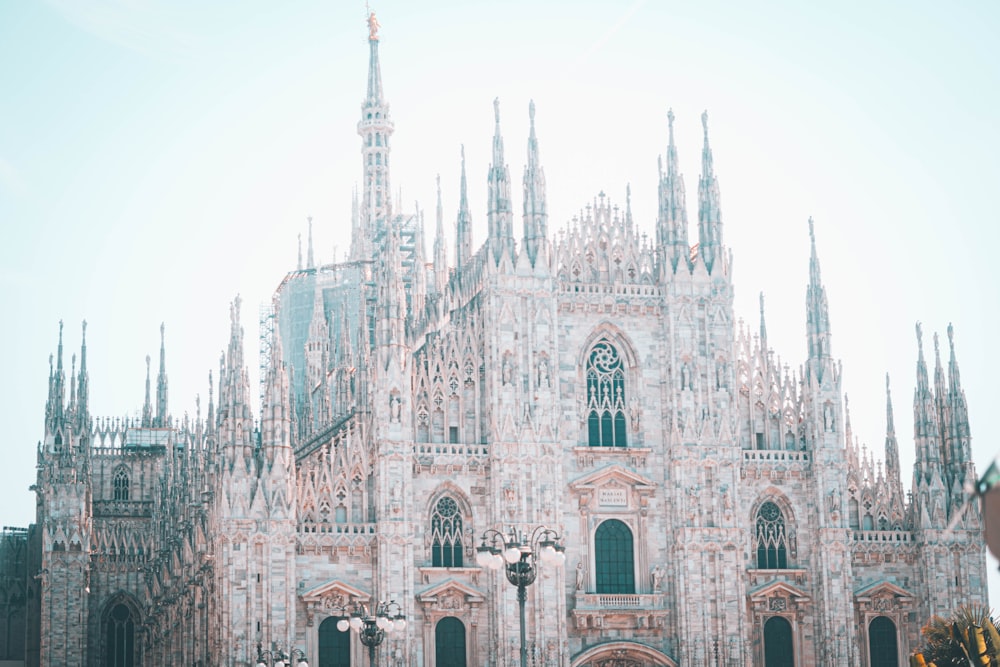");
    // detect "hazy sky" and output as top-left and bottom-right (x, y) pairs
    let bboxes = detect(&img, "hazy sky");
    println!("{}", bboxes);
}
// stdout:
(2, 1), (998, 602)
